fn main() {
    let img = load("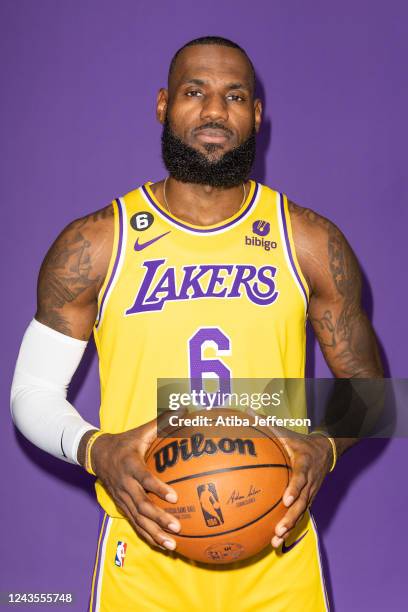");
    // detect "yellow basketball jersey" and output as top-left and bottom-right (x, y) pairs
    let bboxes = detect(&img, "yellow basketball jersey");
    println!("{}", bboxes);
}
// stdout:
(93, 180), (310, 517)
